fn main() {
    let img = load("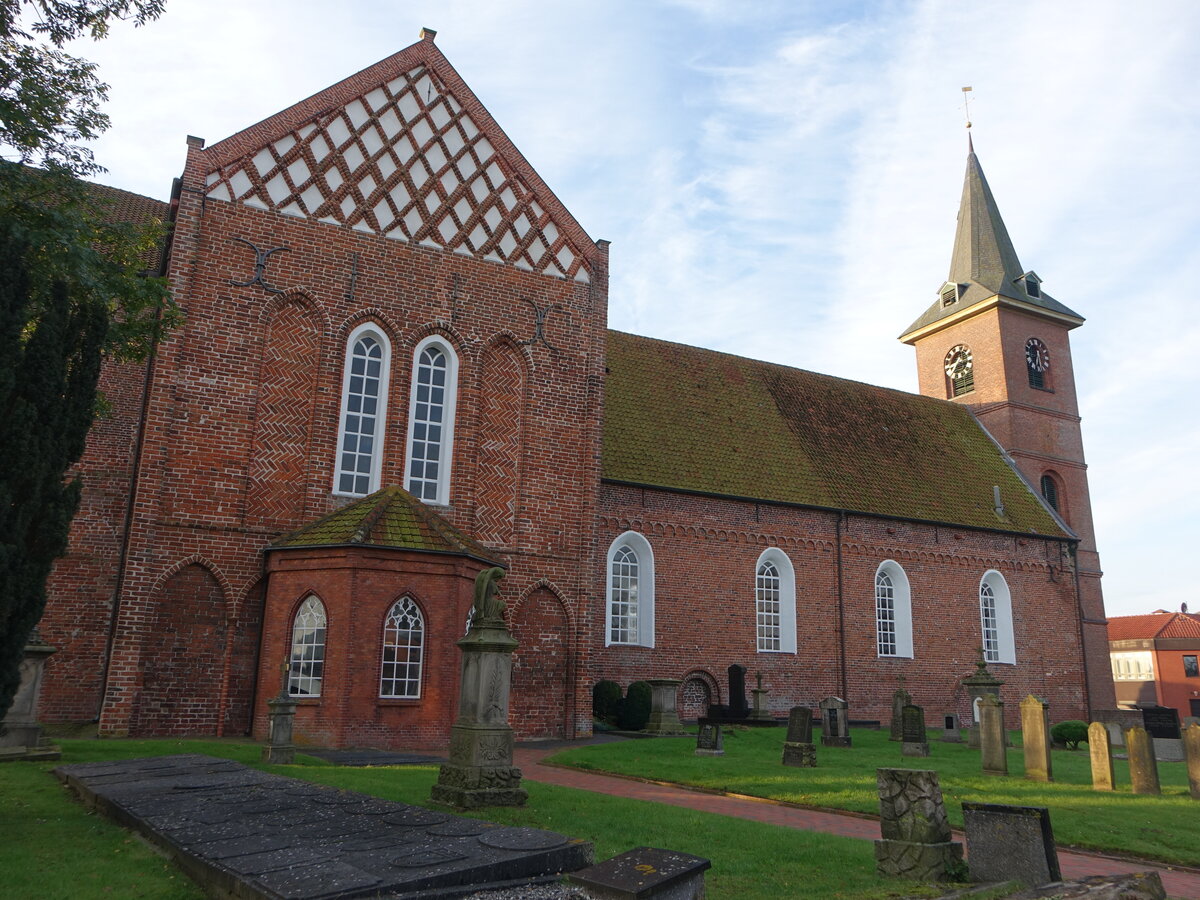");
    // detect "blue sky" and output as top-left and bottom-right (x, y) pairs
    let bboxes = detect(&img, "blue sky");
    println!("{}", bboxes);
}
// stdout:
(69, 0), (1200, 618)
